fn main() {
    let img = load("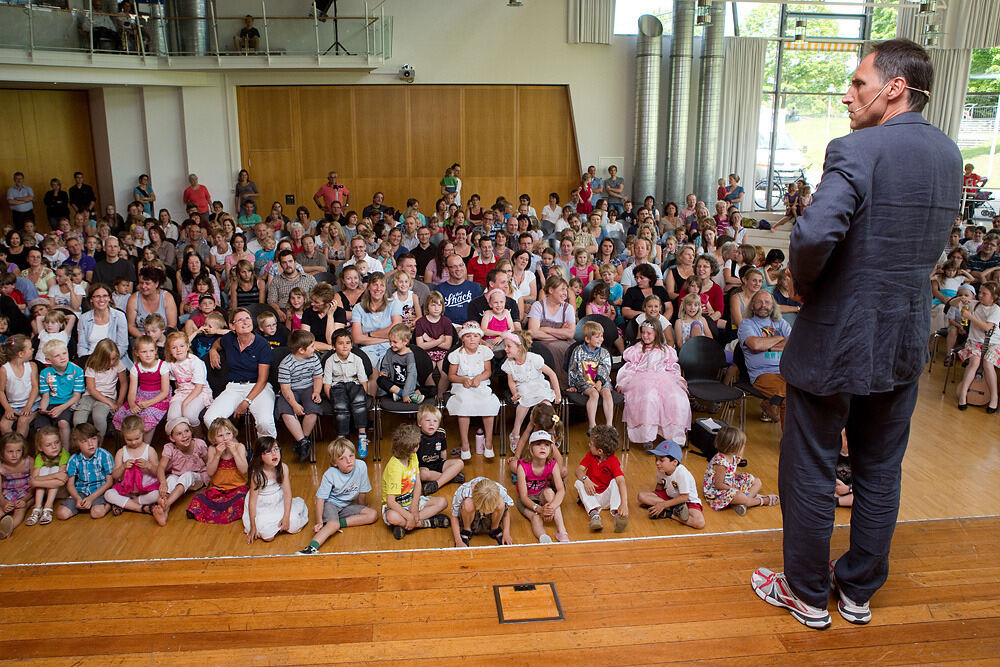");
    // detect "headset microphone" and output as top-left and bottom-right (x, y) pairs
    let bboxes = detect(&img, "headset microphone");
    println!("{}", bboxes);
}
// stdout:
(848, 81), (932, 115)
